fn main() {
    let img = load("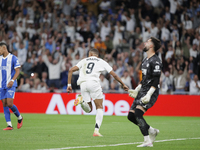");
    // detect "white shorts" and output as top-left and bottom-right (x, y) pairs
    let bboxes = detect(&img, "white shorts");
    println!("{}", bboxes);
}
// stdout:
(80, 80), (103, 102)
